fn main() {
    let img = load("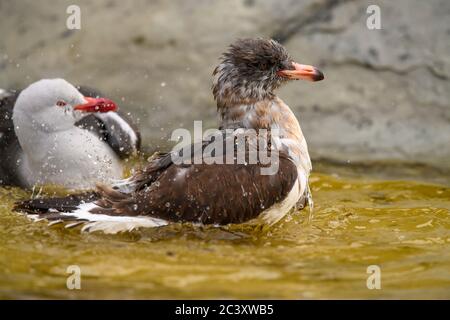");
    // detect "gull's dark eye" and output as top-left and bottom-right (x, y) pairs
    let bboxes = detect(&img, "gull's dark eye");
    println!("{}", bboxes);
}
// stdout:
(56, 100), (67, 107)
